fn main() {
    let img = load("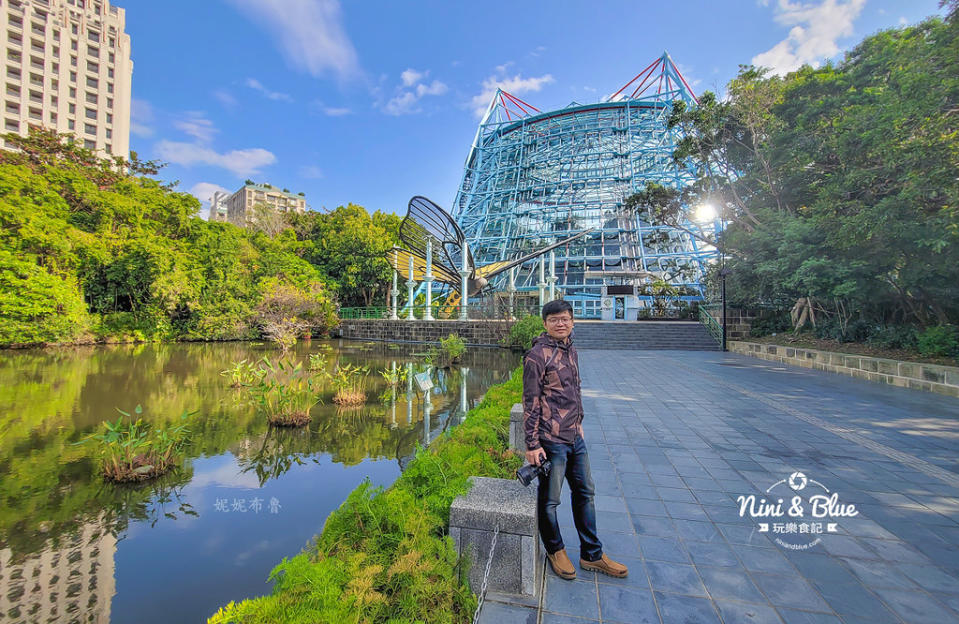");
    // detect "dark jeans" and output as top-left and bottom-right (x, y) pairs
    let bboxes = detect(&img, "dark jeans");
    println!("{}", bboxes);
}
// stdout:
(537, 435), (603, 561)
